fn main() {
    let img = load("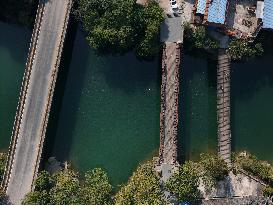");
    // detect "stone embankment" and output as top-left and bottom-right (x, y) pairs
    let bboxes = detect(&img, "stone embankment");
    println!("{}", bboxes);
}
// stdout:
(217, 49), (231, 166)
(159, 42), (181, 165)
(2, 0), (72, 204)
